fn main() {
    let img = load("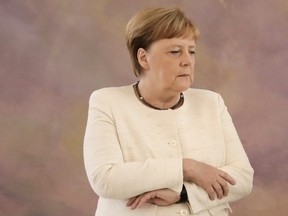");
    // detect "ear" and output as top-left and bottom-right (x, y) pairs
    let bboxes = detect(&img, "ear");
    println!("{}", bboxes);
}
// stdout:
(137, 48), (150, 70)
